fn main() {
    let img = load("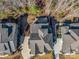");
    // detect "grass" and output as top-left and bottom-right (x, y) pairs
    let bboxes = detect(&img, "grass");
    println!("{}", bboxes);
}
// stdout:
(0, 0), (4, 3)
(31, 51), (53, 59)
(0, 5), (41, 19)
(59, 54), (79, 59)
(0, 52), (23, 59)
(28, 5), (41, 15)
